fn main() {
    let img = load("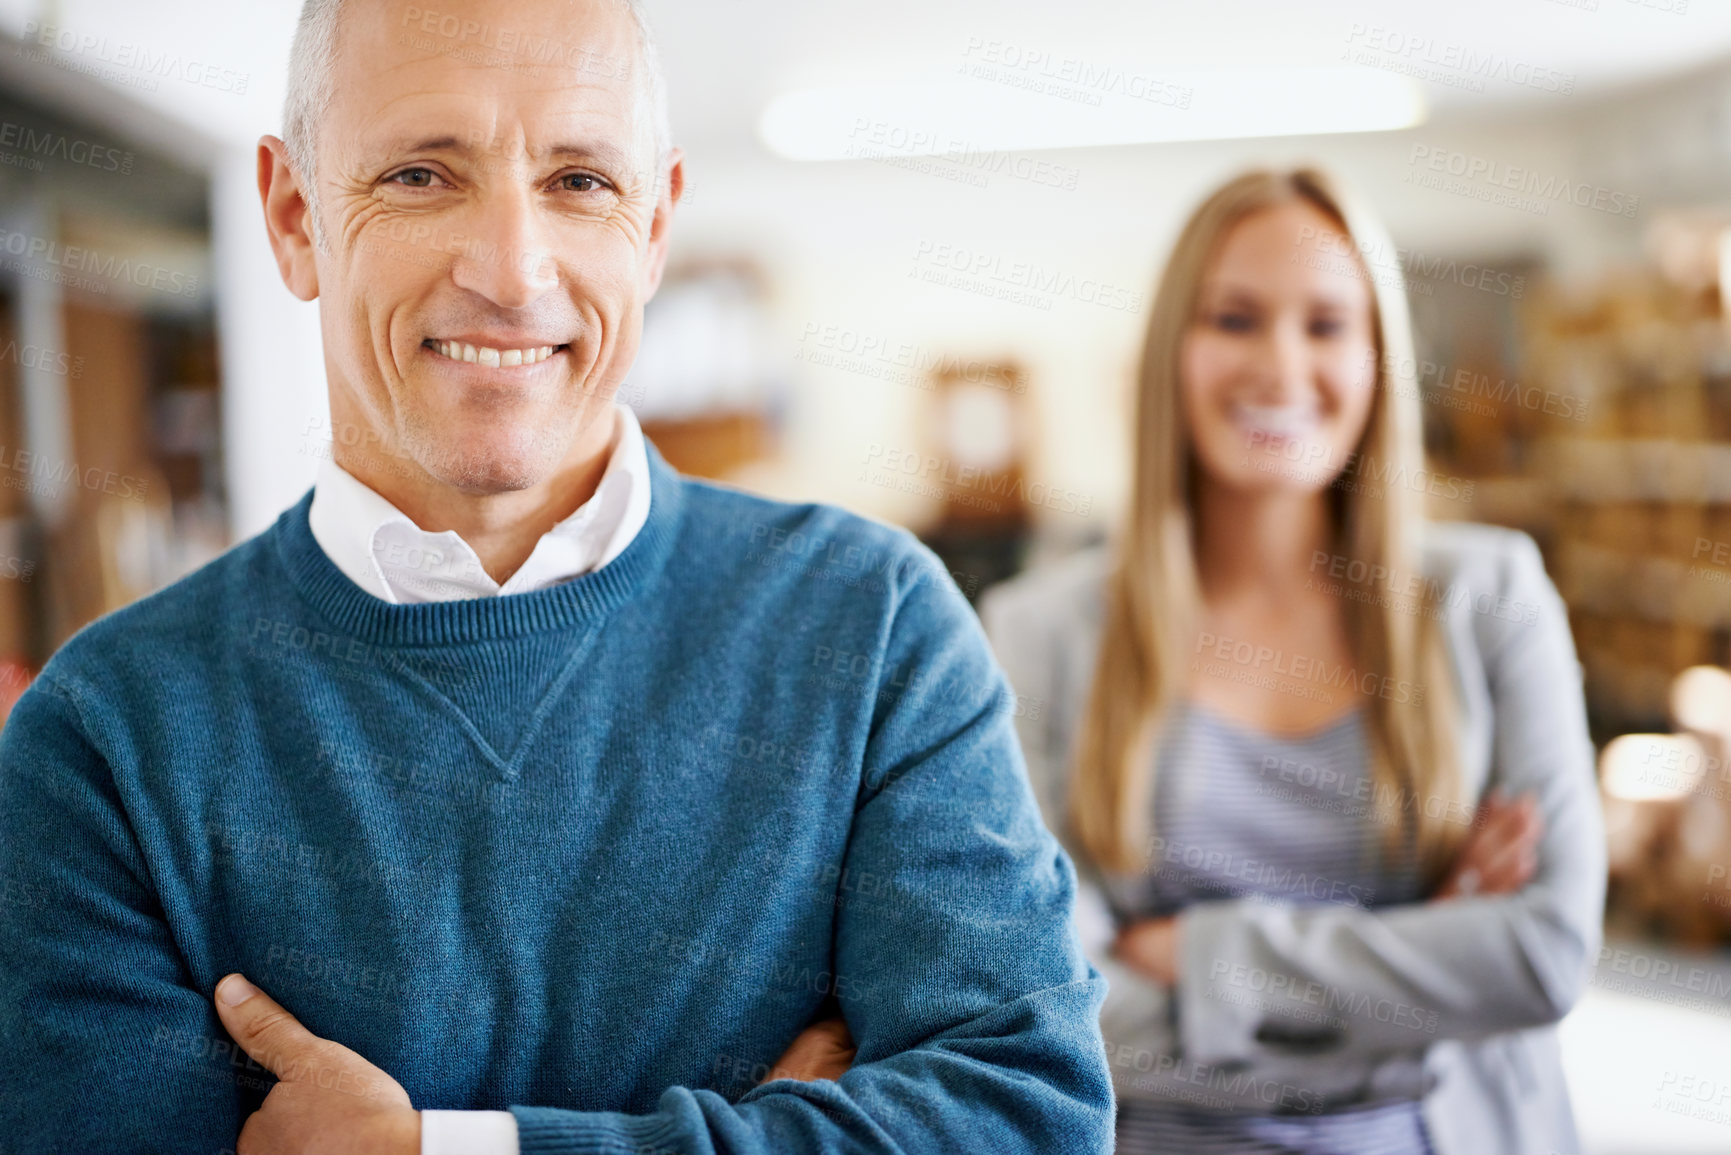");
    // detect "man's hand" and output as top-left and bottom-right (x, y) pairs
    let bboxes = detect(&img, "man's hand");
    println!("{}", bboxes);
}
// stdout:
(212, 974), (421, 1155)
(1113, 915), (1182, 987)
(757, 1013), (857, 1084)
